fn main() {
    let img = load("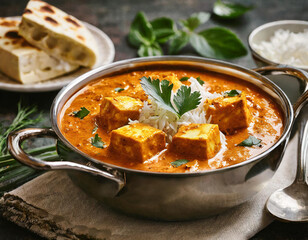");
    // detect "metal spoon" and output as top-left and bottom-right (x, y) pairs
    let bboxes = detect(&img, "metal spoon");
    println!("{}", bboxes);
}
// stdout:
(266, 118), (308, 222)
